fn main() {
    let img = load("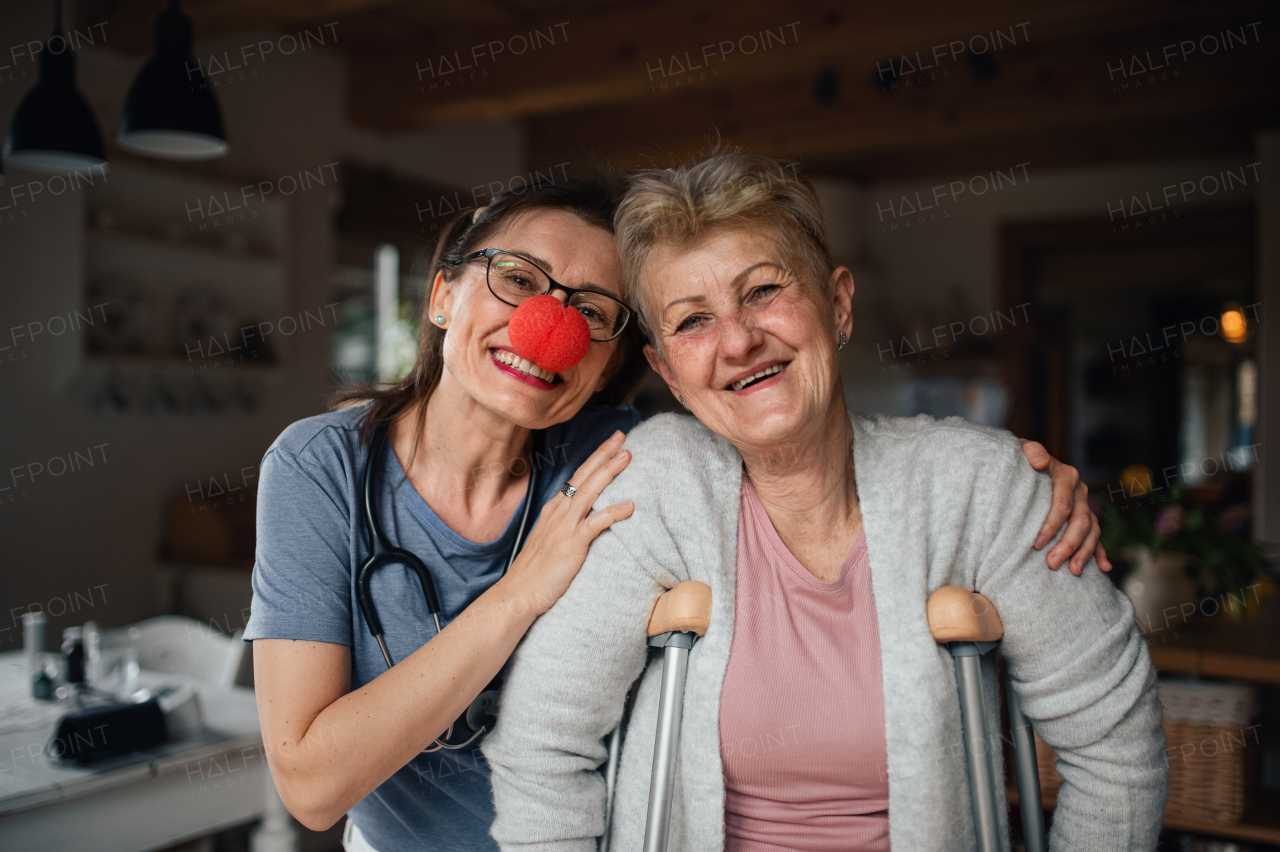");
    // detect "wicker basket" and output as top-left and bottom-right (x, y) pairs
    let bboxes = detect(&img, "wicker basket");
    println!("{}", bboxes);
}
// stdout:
(1032, 680), (1259, 824)
(1158, 680), (1259, 824)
